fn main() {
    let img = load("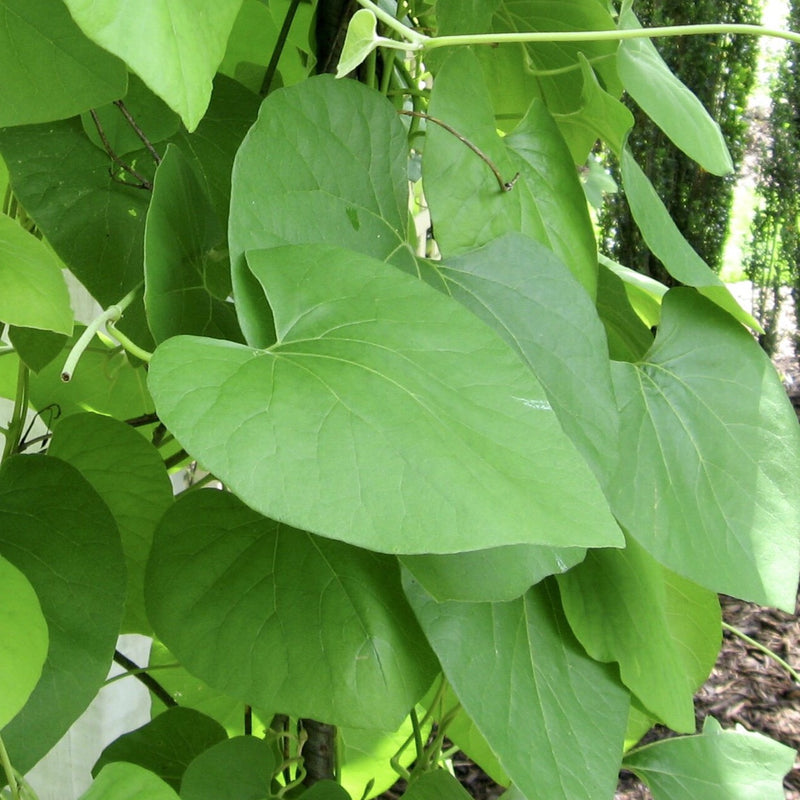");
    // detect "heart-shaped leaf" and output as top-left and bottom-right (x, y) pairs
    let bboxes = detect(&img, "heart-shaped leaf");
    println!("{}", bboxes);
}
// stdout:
(145, 489), (438, 730)
(337, 9), (380, 78)
(148, 244), (623, 554)
(609, 289), (800, 610)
